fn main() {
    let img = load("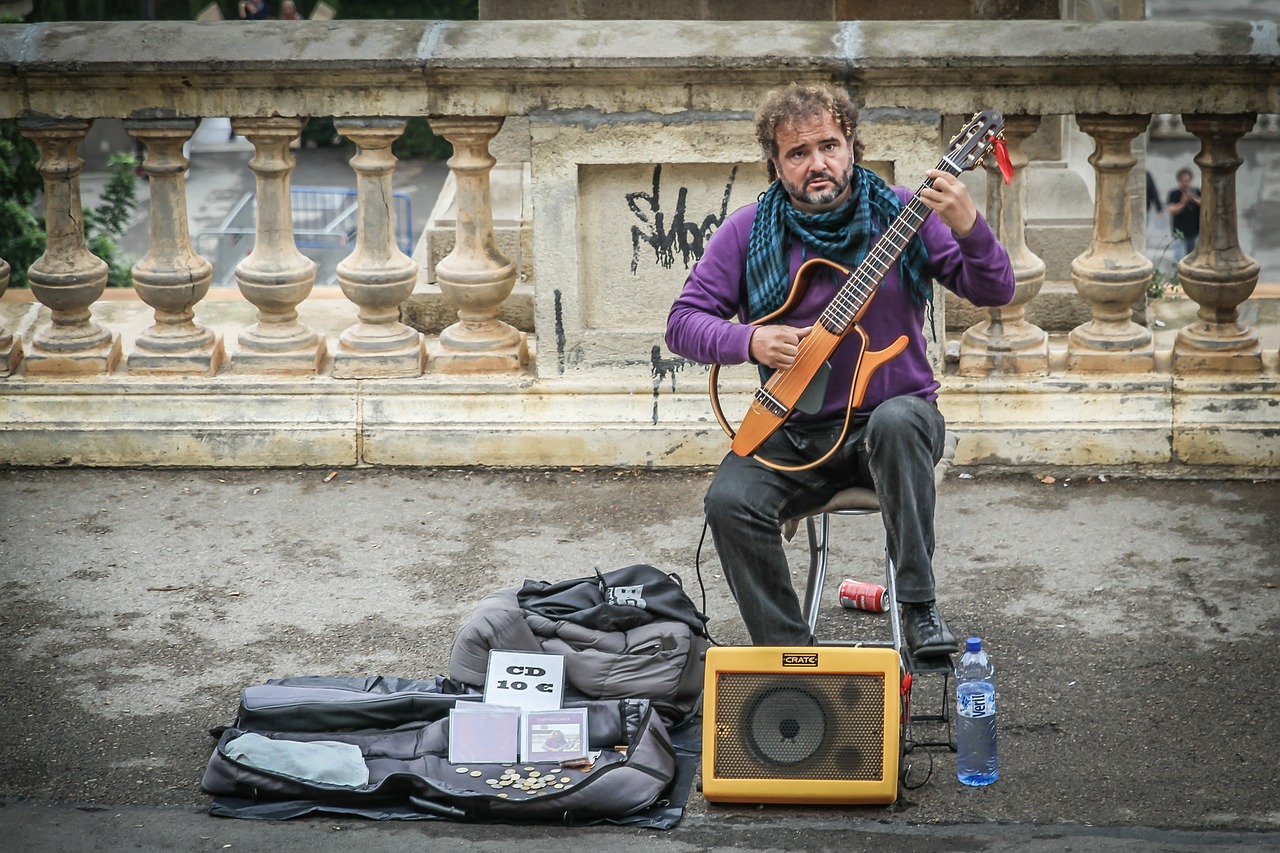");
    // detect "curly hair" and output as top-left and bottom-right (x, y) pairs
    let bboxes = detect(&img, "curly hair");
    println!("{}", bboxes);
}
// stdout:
(754, 83), (864, 182)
